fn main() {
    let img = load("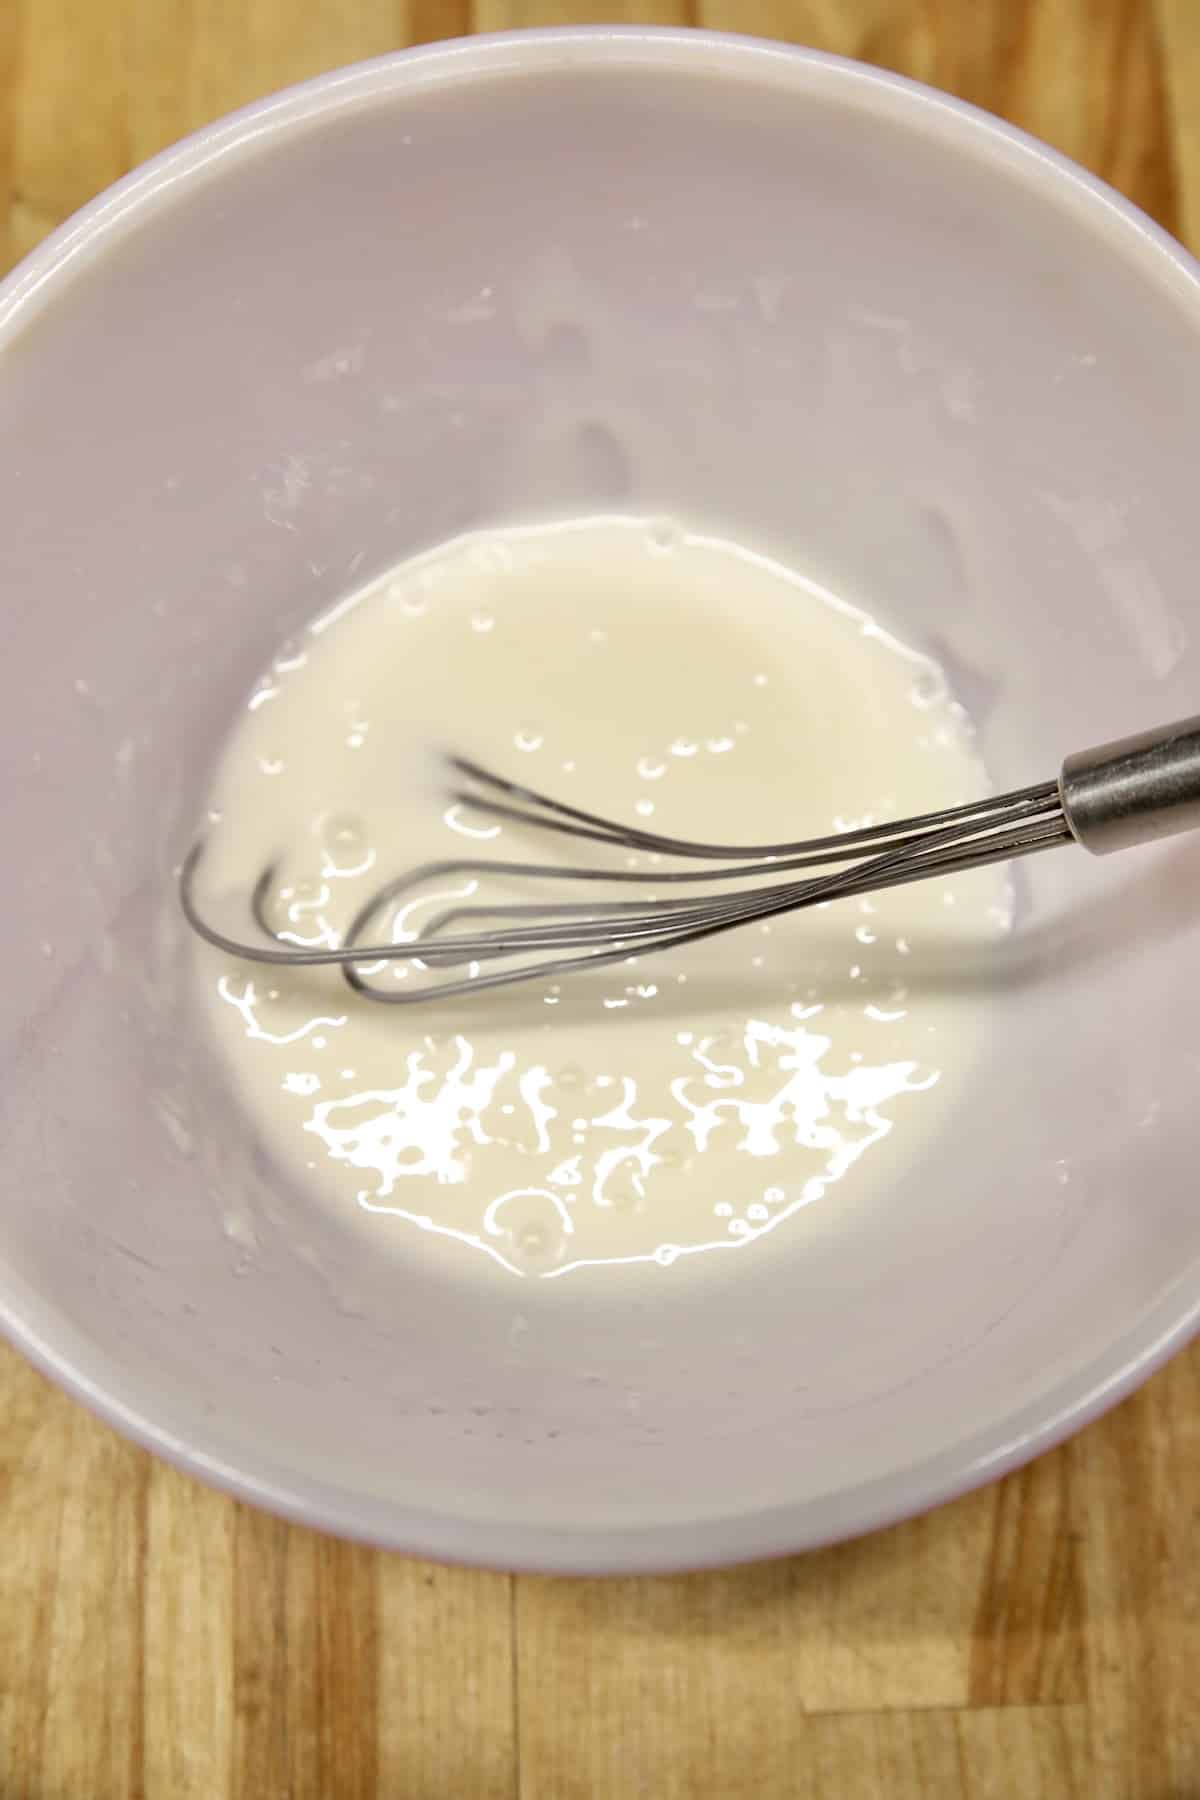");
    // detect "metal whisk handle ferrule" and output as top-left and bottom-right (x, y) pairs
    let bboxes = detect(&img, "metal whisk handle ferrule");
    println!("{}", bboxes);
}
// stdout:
(1060, 714), (1200, 856)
